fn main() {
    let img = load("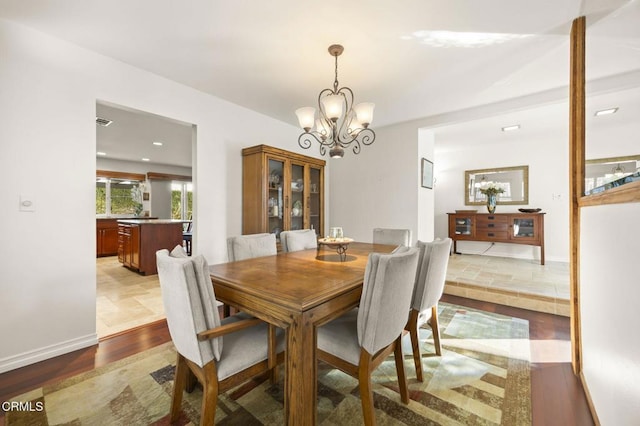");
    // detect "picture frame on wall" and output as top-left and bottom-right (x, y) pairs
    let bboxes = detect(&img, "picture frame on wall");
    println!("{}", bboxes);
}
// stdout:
(421, 158), (433, 189)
